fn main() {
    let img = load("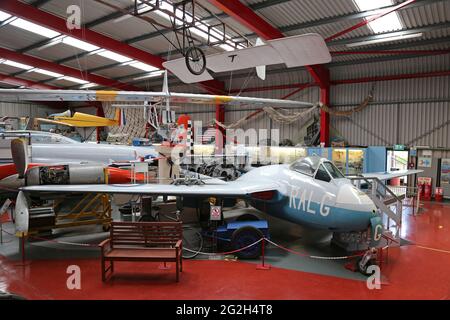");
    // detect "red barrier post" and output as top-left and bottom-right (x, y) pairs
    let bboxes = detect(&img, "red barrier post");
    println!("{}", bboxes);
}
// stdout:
(256, 238), (271, 270)
(21, 233), (25, 265)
